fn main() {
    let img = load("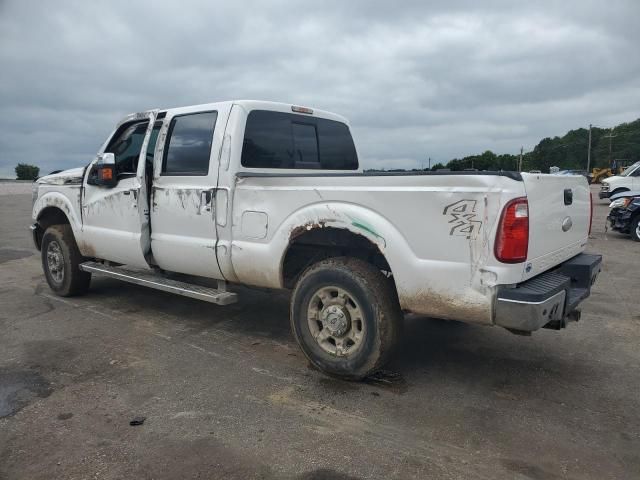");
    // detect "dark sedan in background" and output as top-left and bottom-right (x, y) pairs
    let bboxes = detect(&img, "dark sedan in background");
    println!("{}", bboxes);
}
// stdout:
(607, 190), (640, 241)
